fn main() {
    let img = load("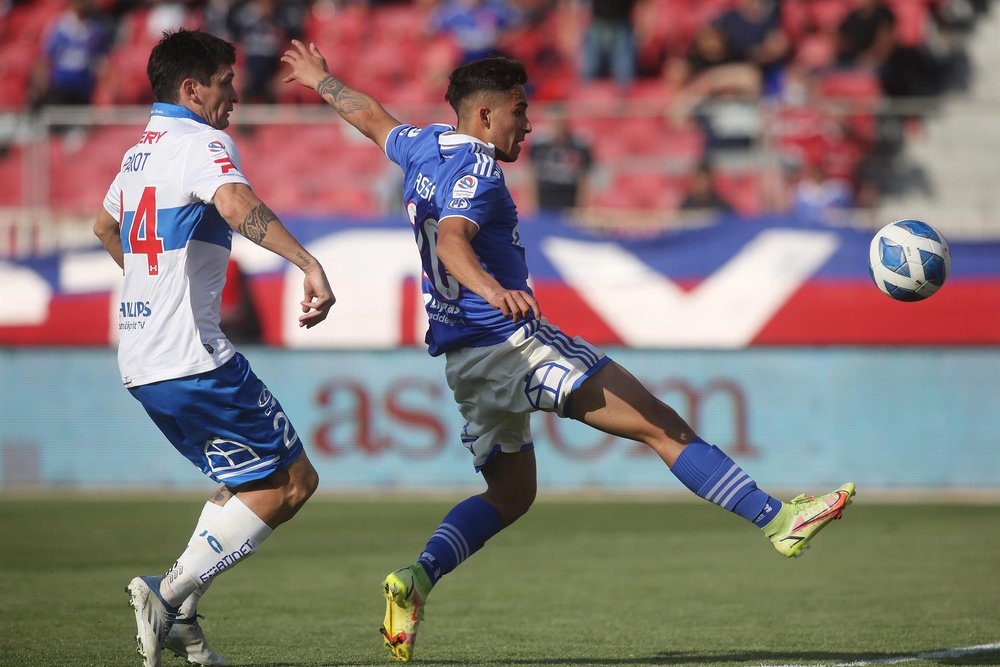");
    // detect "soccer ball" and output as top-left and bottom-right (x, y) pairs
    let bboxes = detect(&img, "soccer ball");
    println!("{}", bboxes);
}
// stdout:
(868, 219), (950, 301)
